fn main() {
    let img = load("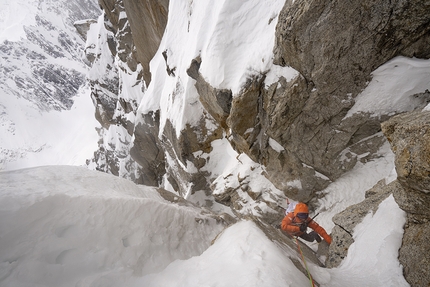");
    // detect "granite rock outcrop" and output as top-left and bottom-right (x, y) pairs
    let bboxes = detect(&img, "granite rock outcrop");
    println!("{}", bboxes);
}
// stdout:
(382, 111), (430, 286)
